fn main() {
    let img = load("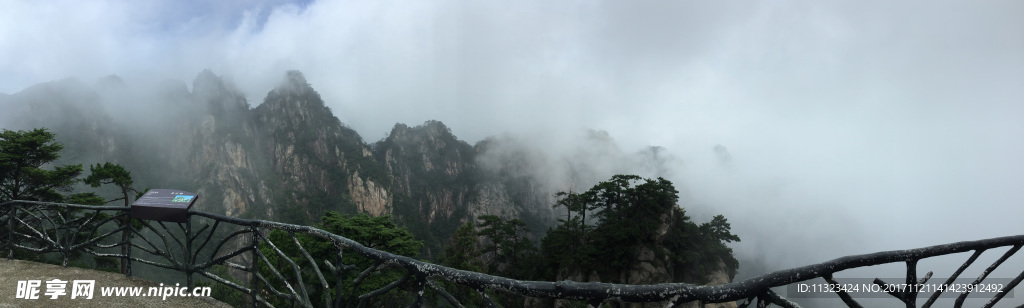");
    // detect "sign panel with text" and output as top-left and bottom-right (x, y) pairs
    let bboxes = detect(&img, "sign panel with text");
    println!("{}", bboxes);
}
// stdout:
(130, 189), (199, 223)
